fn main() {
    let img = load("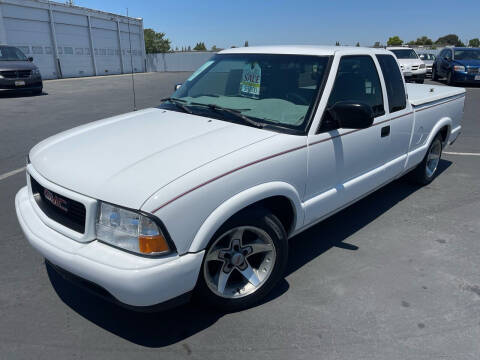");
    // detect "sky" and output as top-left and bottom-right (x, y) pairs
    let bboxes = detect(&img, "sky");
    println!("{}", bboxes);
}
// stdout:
(75, 0), (479, 49)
